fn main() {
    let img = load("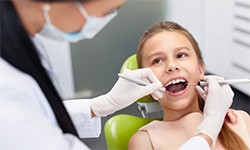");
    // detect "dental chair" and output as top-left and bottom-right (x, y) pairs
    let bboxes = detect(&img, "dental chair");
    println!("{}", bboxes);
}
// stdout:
(104, 54), (163, 150)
